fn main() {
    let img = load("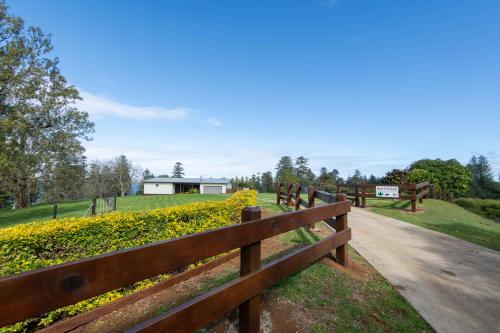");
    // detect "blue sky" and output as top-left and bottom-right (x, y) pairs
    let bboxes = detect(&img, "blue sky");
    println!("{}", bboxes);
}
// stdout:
(10, 0), (500, 178)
